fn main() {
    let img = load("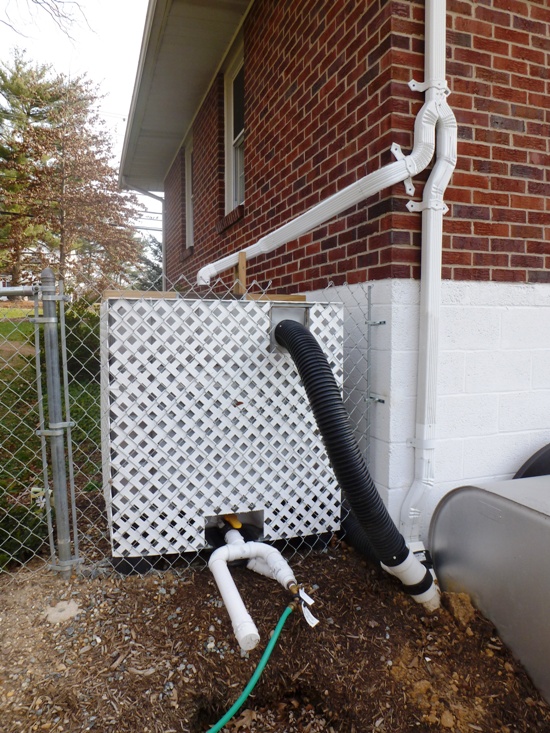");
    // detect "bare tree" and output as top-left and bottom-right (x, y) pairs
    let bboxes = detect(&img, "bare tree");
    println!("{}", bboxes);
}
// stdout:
(1, 0), (84, 36)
